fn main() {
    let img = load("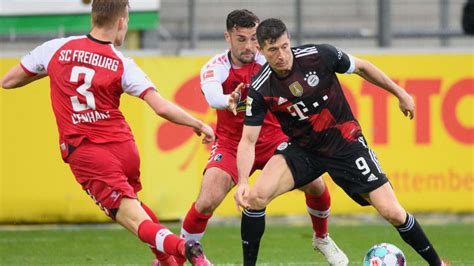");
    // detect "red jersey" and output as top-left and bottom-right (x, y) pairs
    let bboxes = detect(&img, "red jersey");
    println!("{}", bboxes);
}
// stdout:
(20, 35), (155, 160)
(200, 51), (282, 144)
